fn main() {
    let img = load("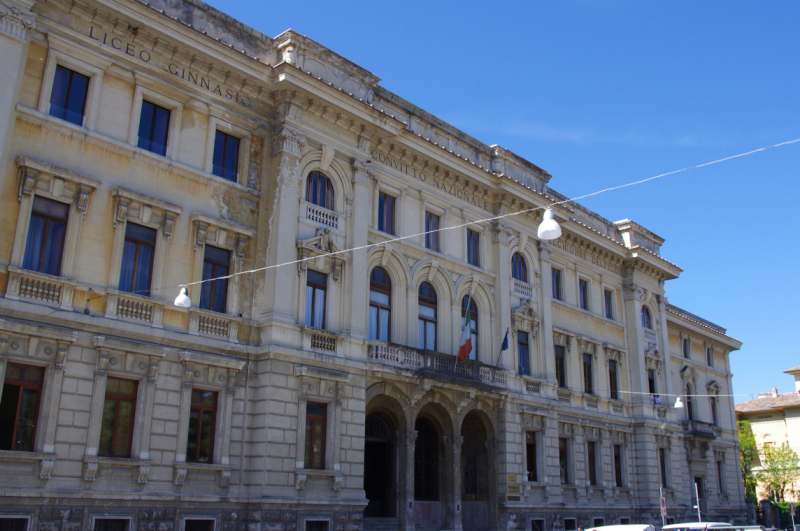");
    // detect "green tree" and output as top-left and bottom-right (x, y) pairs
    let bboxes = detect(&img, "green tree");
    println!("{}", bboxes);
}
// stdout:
(755, 442), (800, 502)
(738, 420), (759, 499)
